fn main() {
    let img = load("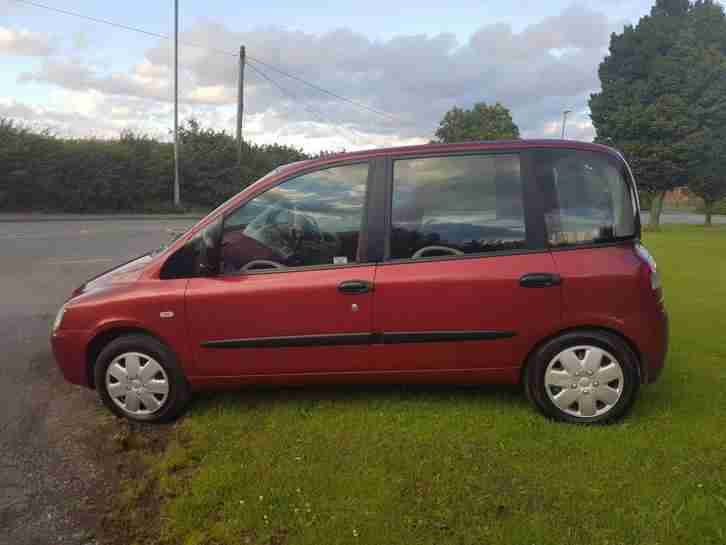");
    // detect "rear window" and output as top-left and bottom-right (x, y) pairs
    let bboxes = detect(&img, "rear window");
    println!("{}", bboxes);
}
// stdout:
(534, 150), (636, 246)
(389, 154), (527, 260)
